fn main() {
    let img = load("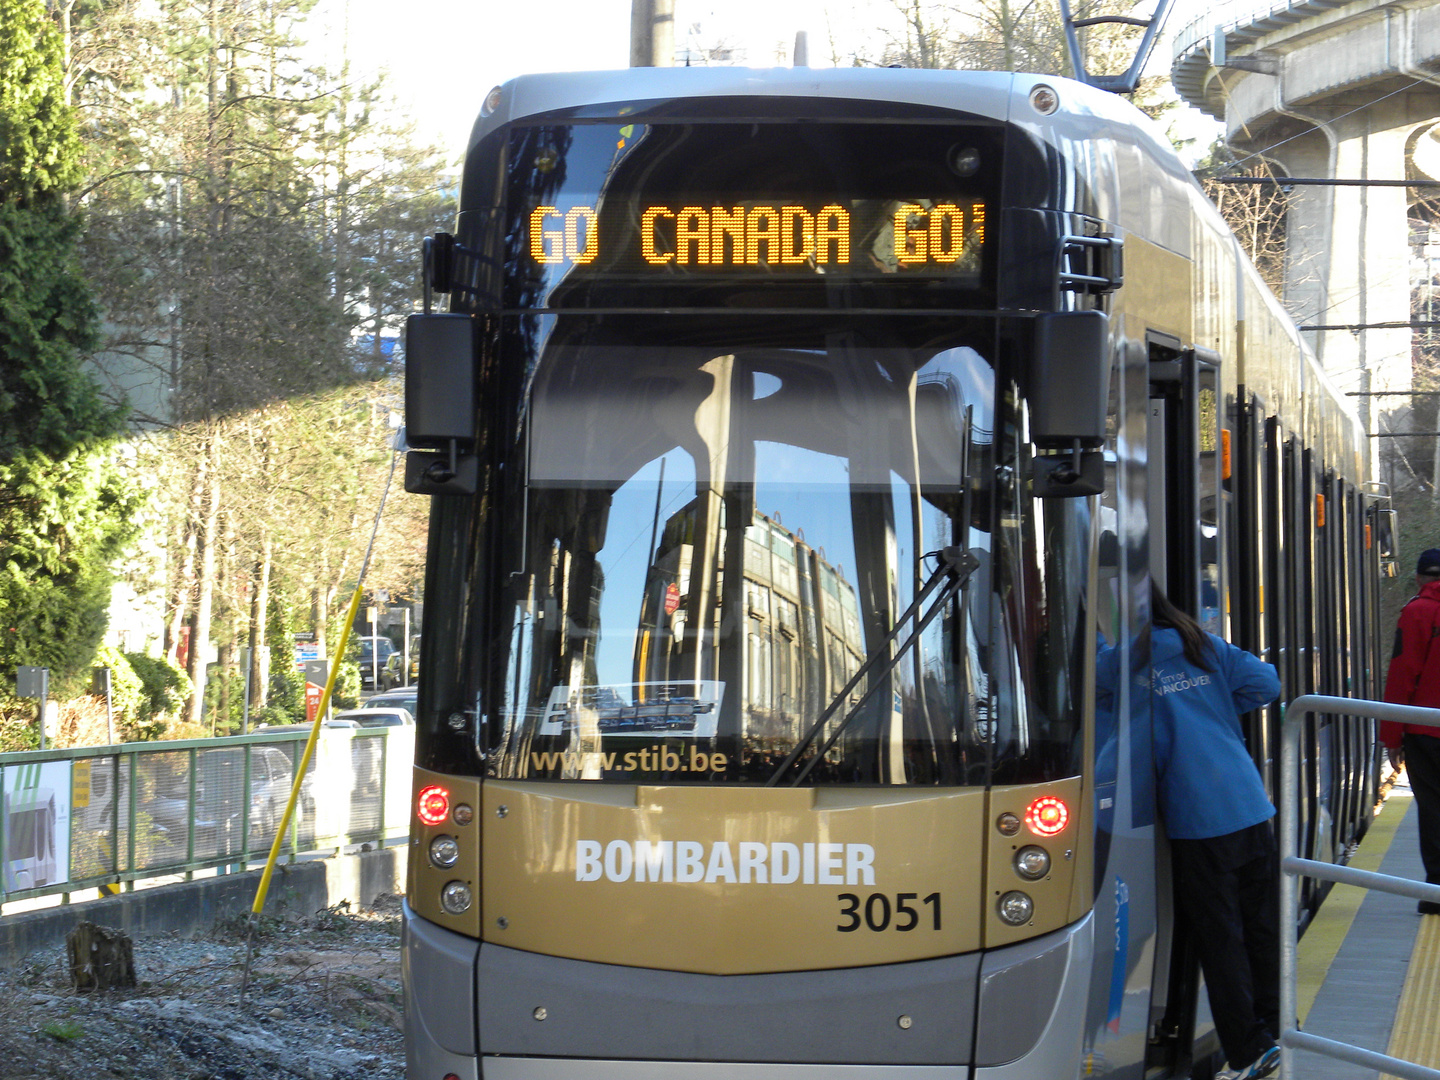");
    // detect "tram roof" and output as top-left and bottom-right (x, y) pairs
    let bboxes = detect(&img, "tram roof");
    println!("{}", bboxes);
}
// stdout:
(468, 67), (1159, 148)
